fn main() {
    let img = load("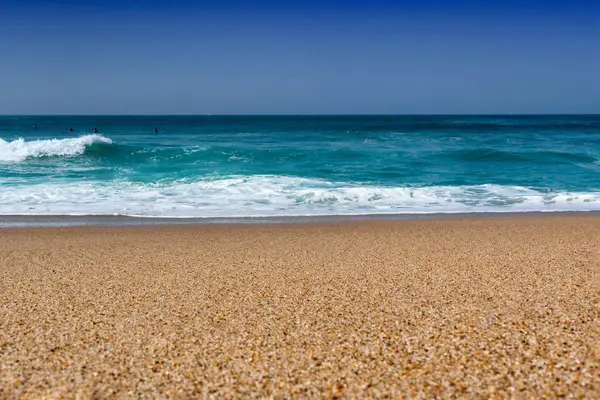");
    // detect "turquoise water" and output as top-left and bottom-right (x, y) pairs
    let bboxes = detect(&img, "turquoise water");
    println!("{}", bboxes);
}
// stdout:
(1, 115), (599, 217)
